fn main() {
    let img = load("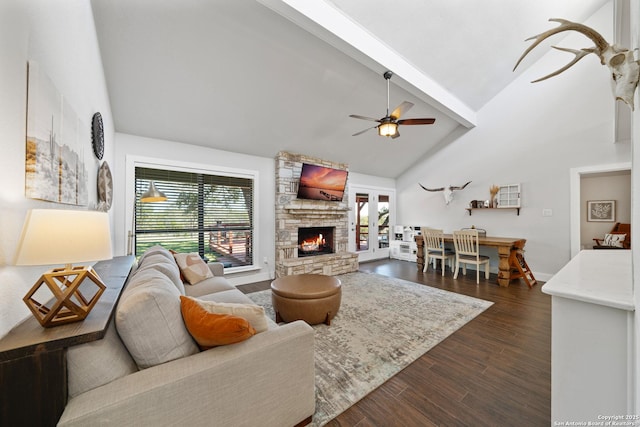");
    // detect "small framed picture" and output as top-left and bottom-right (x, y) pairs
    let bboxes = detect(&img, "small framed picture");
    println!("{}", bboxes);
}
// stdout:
(587, 200), (616, 222)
